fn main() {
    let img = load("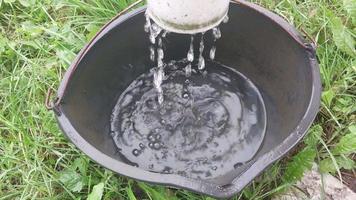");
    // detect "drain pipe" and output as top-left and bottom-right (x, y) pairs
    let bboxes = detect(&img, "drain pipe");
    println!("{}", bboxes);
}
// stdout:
(146, 0), (230, 34)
